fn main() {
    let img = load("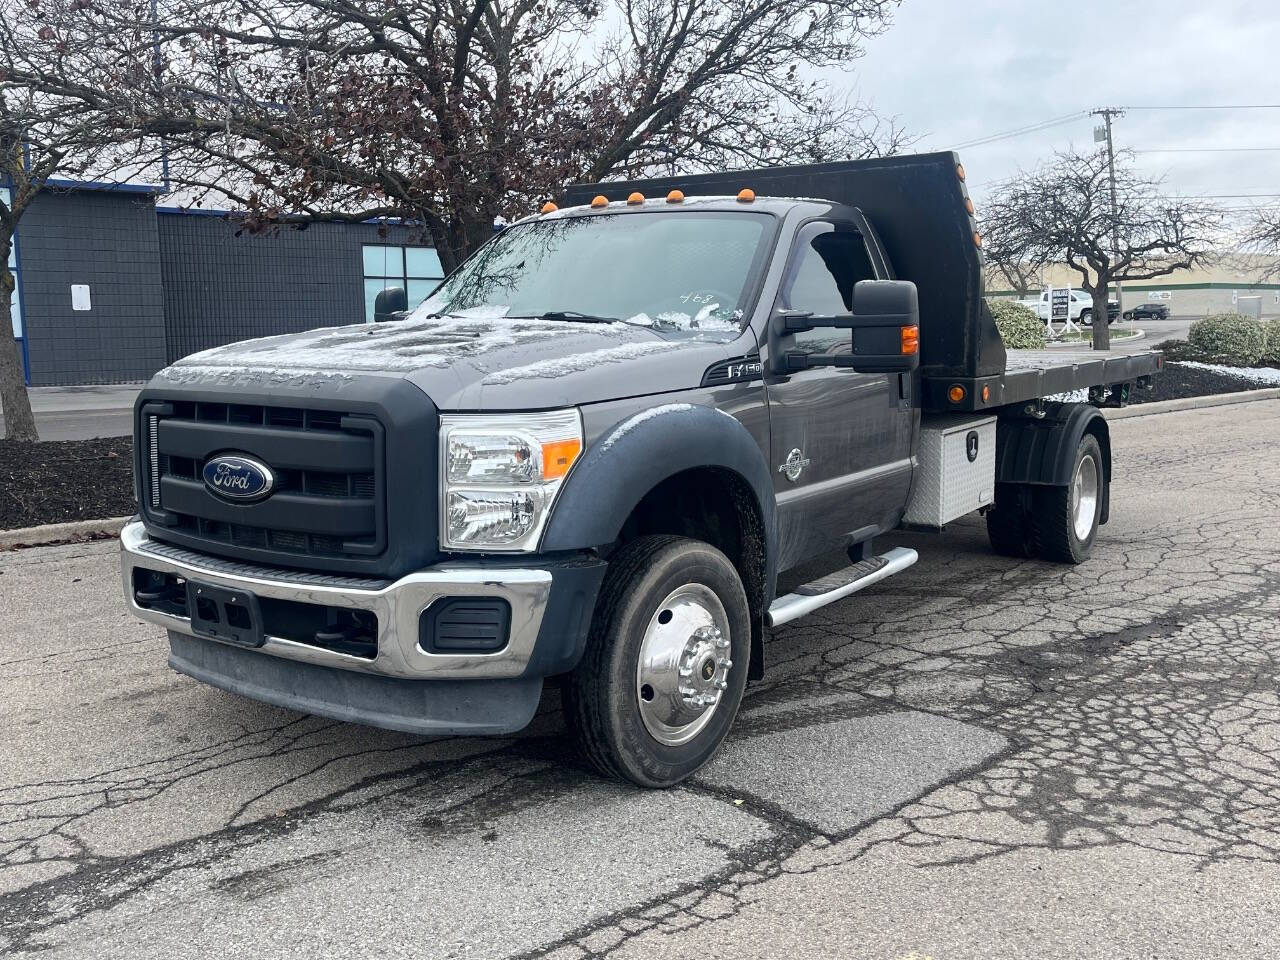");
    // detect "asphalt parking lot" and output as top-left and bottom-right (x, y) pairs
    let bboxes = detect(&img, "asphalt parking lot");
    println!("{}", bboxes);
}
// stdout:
(3, 399), (1279, 959)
